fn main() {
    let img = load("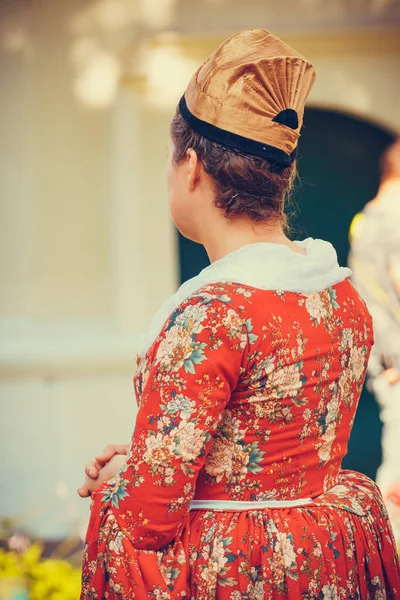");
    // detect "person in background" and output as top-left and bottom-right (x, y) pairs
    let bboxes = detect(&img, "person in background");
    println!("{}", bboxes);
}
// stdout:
(349, 139), (400, 551)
